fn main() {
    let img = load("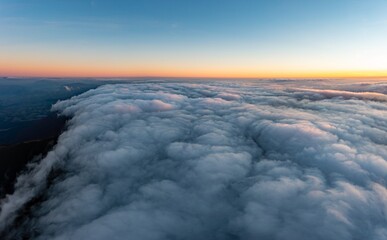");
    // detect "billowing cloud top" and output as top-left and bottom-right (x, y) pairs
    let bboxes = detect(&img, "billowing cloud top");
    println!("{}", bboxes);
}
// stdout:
(1, 80), (387, 240)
